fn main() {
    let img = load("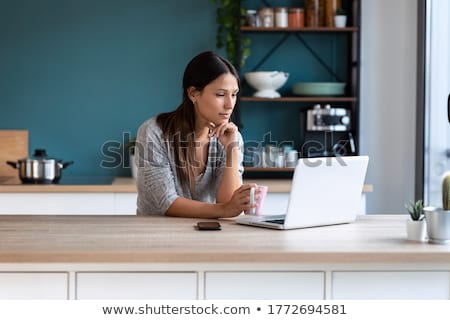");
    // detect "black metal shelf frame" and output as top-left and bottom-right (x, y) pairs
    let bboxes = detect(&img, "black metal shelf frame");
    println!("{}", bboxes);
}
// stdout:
(243, 31), (347, 83)
(233, 0), (361, 176)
